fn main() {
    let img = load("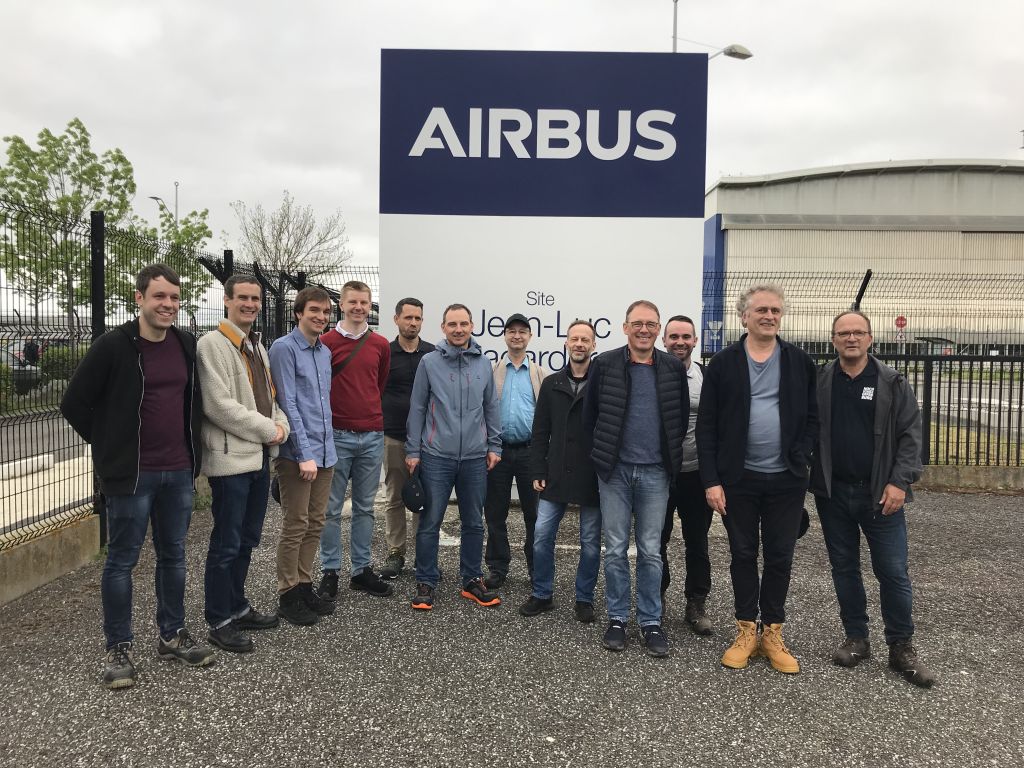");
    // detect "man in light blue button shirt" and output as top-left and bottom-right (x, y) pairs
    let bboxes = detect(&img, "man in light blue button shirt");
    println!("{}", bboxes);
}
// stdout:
(484, 313), (547, 589)
(268, 287), (338, 627)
